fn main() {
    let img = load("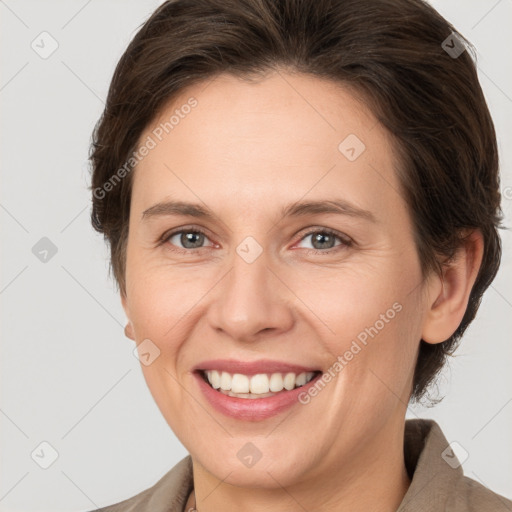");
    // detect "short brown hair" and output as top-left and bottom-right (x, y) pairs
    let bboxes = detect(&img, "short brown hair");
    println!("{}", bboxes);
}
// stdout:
(89, 0), (503, 401)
